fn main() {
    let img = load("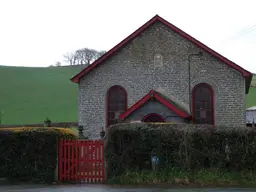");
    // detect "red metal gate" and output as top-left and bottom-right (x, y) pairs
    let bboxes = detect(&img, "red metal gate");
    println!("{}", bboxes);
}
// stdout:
(58, 139), (105, 183)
